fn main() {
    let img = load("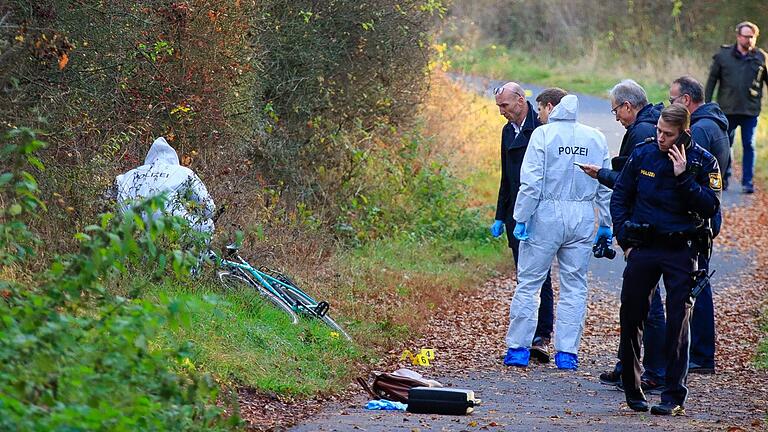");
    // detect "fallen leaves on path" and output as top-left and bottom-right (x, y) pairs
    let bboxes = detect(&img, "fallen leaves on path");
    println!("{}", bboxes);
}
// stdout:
(237, 190), (768, 431)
